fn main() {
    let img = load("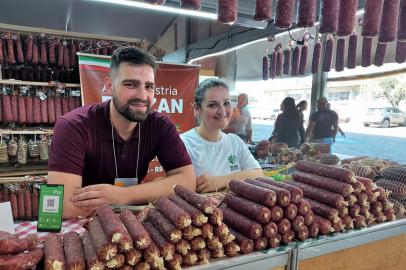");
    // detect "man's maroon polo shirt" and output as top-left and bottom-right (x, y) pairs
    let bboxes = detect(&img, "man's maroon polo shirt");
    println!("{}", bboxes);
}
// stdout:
(48, 100), (192, 186)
